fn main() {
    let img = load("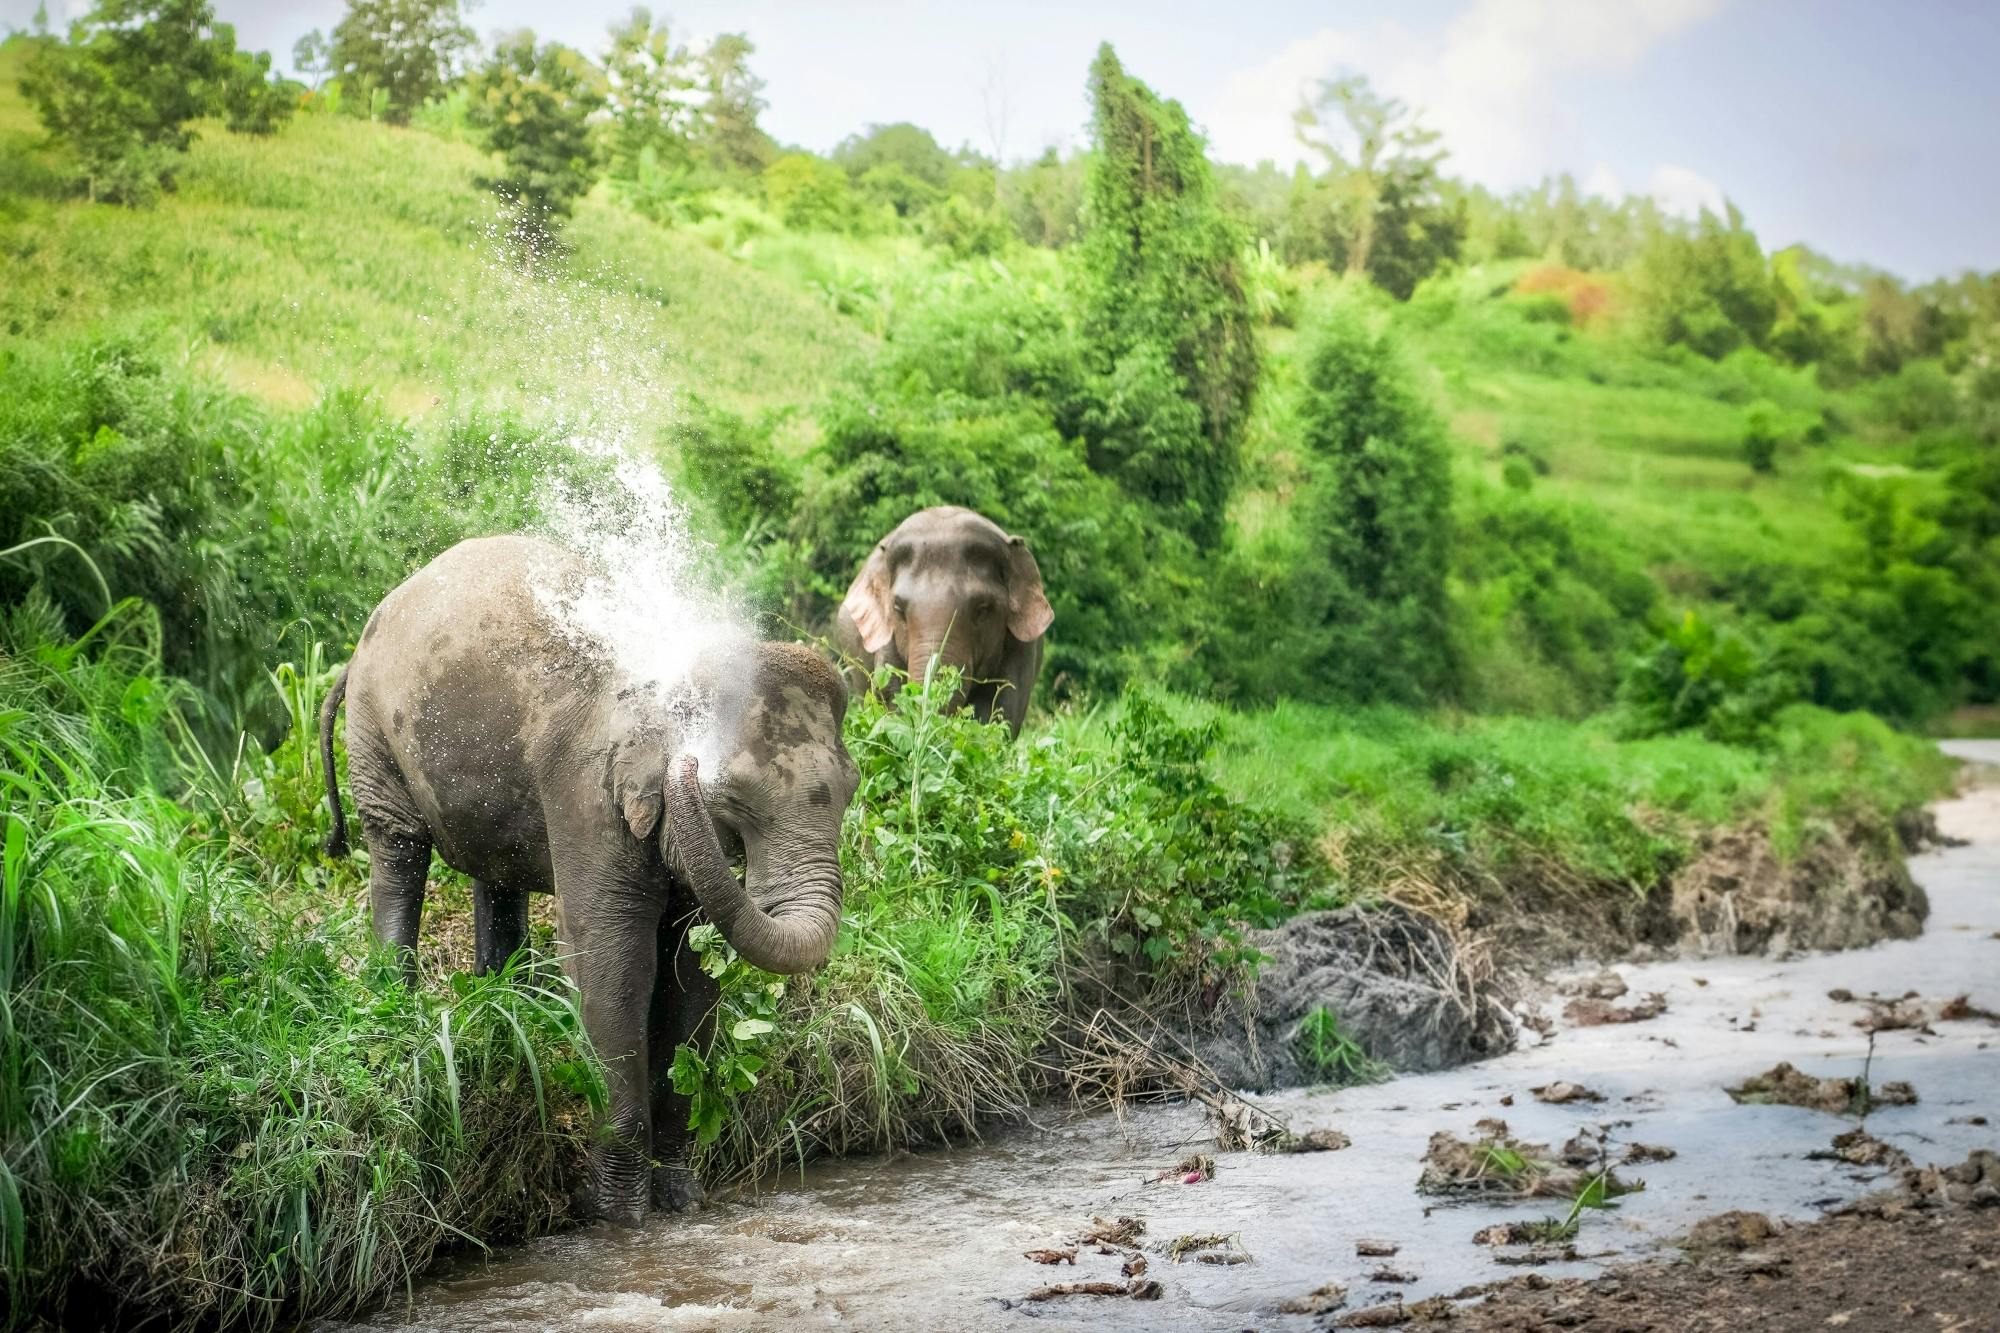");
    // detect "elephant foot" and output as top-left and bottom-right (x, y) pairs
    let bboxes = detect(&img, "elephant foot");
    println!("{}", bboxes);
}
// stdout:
(584, 1146), (651, 1227)
(652, 1162), (707, 1213)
